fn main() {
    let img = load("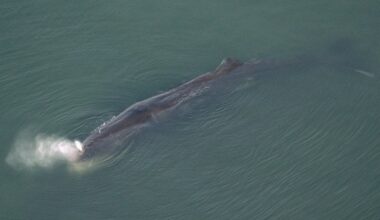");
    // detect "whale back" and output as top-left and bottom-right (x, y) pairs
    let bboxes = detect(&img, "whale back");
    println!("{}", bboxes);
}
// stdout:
(213, 58), (243, 76)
